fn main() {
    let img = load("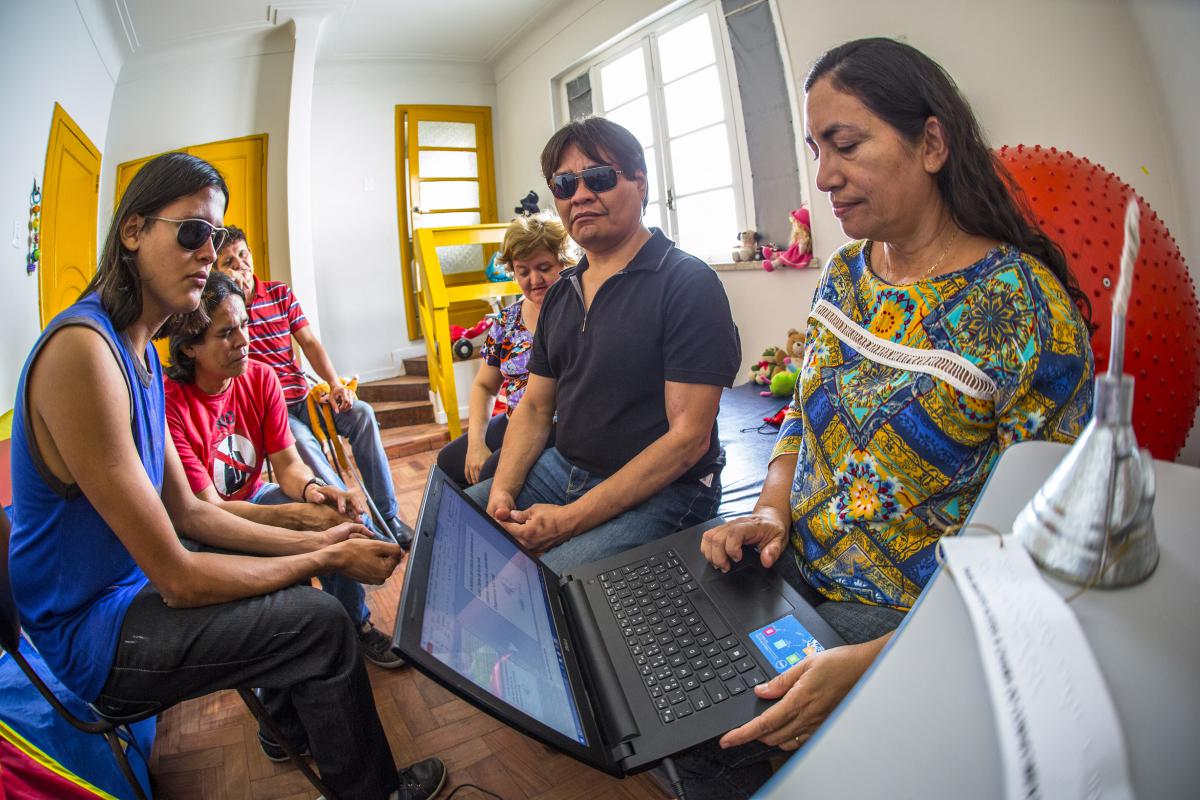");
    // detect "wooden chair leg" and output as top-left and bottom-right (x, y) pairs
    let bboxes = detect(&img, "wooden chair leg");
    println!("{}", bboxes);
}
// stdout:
(237, 688), (338, 800)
